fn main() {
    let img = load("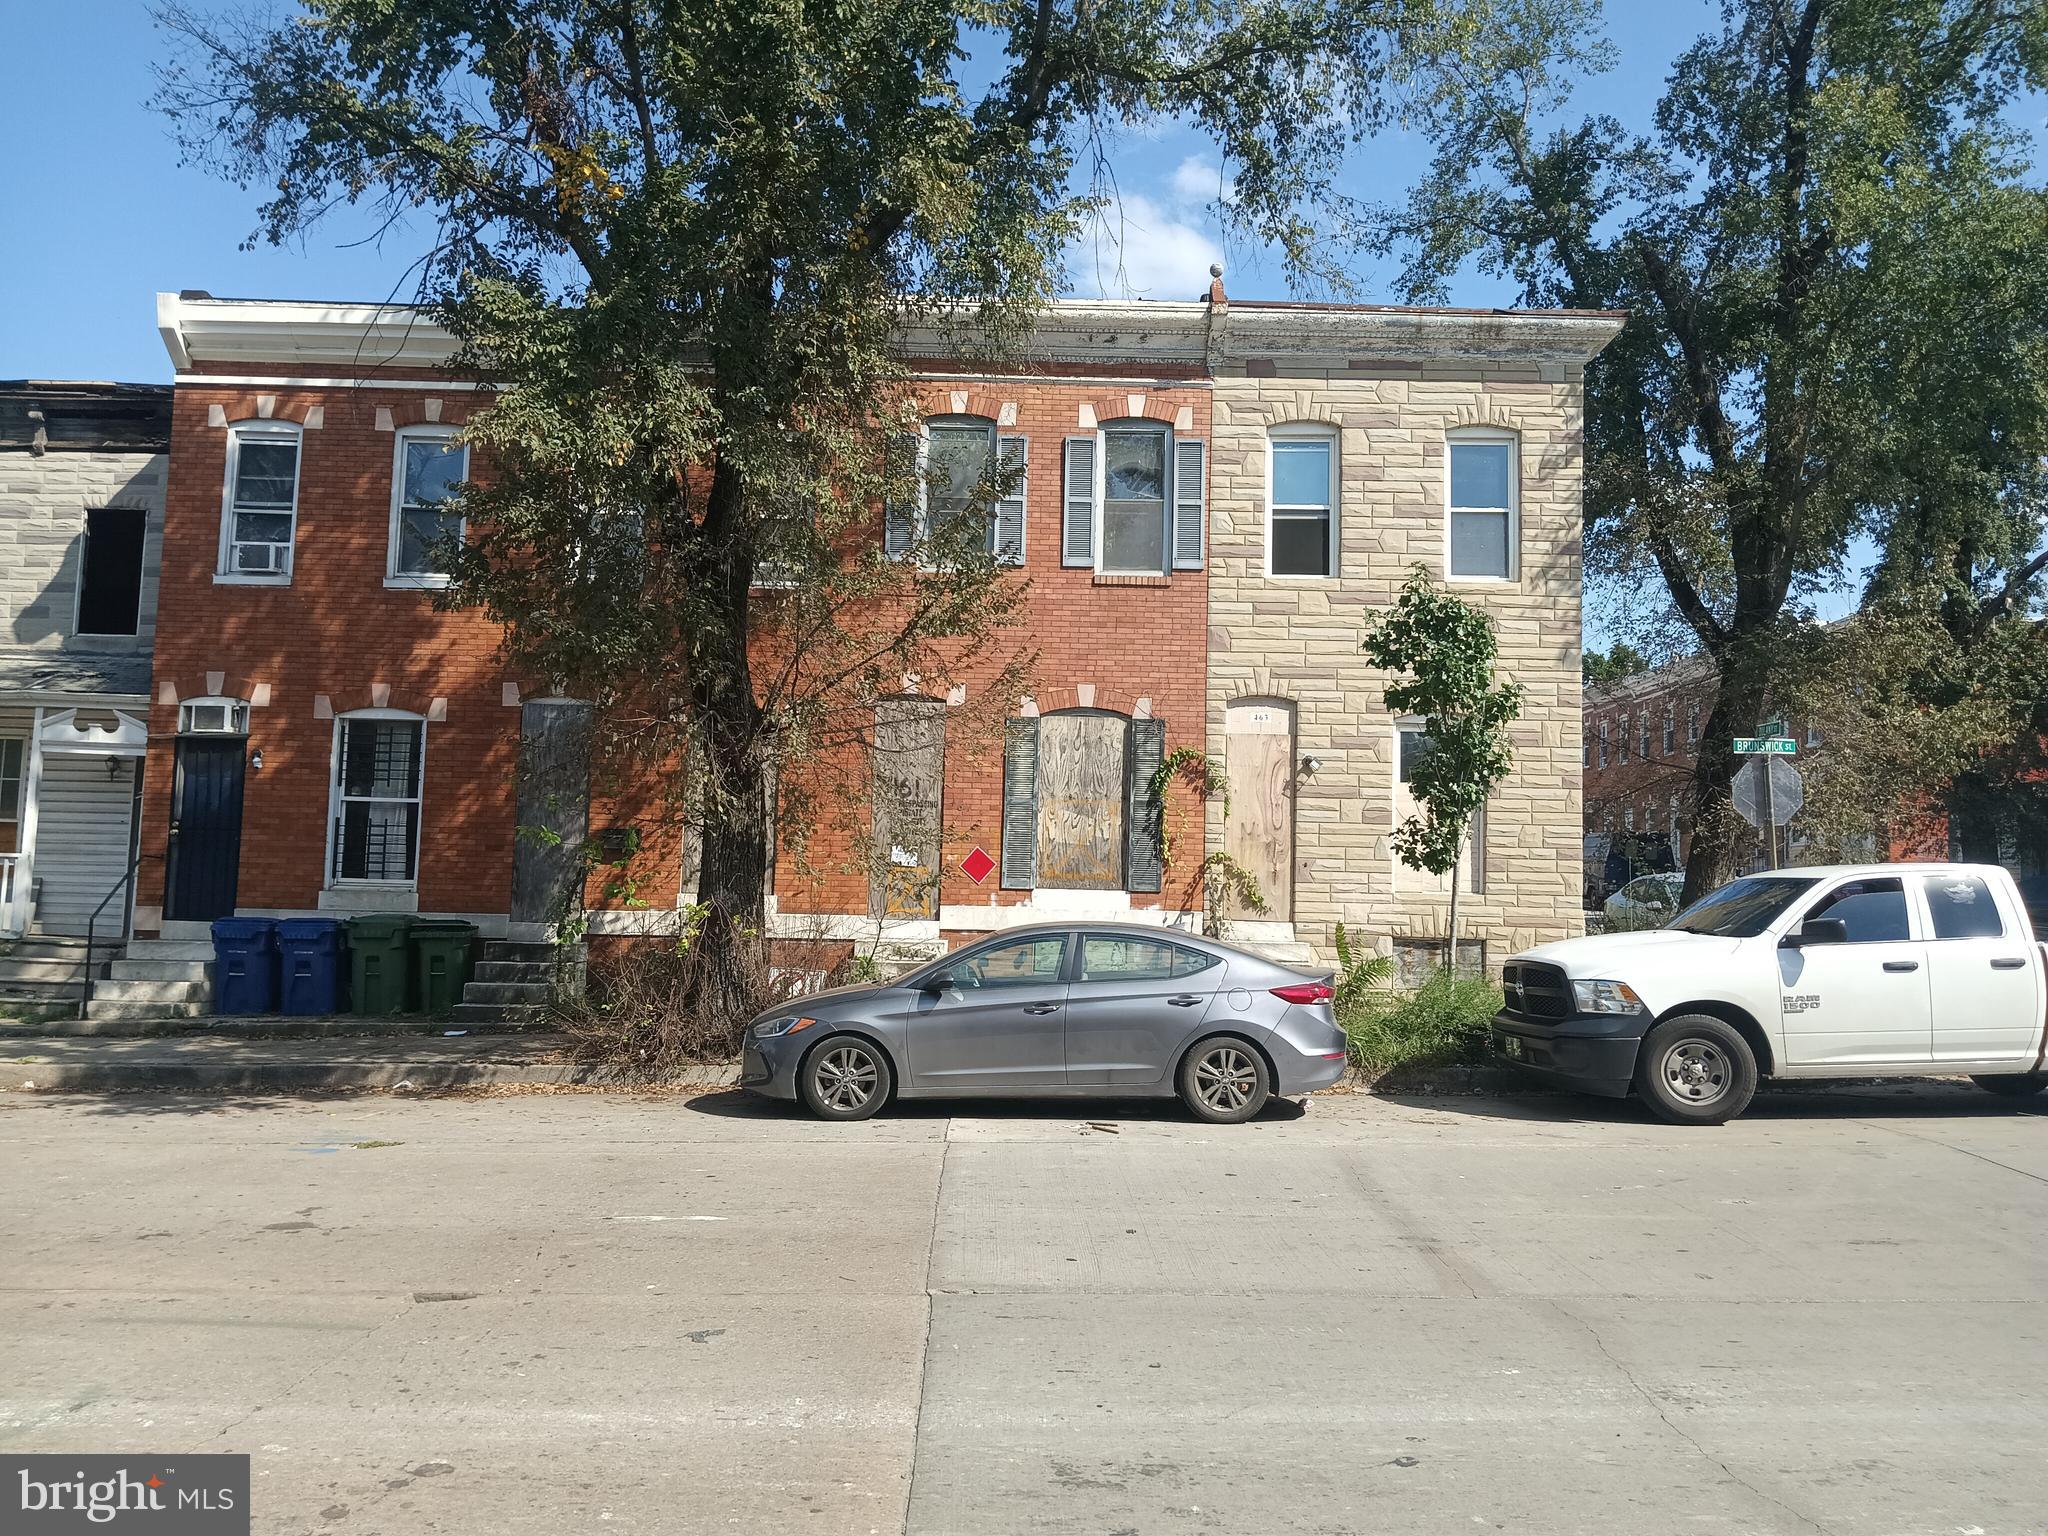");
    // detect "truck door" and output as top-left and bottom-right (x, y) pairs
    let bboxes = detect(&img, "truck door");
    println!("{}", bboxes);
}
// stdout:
(1777, 876), (1932, 1066)
(1919, 872), (2041, 1064)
